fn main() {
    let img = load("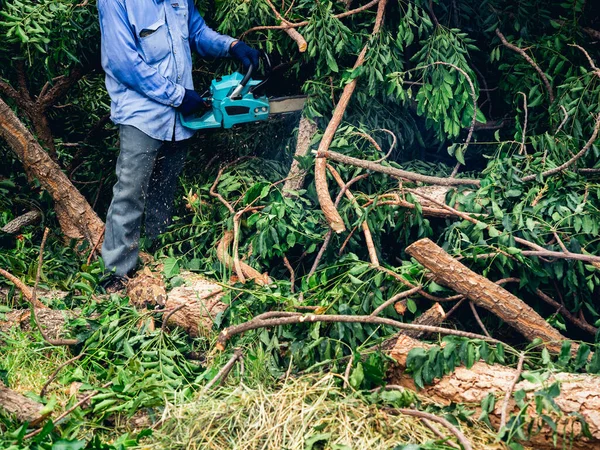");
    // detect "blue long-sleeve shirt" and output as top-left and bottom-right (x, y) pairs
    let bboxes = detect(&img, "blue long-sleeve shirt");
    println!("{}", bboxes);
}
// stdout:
(98, 0), (235, 141)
